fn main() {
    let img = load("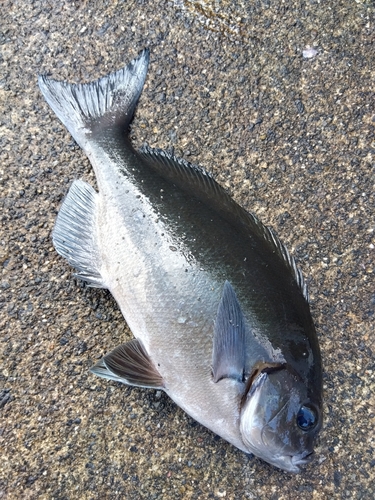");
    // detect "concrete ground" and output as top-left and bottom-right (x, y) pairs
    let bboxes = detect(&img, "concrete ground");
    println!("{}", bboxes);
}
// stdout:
(1, 0), (374, 498)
